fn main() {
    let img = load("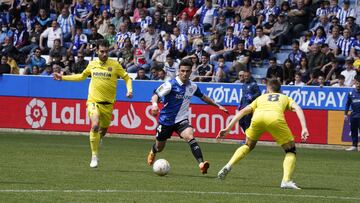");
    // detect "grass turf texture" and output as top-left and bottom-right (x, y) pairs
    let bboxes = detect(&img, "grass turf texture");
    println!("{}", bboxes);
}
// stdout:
(0, 132), (359, 203)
